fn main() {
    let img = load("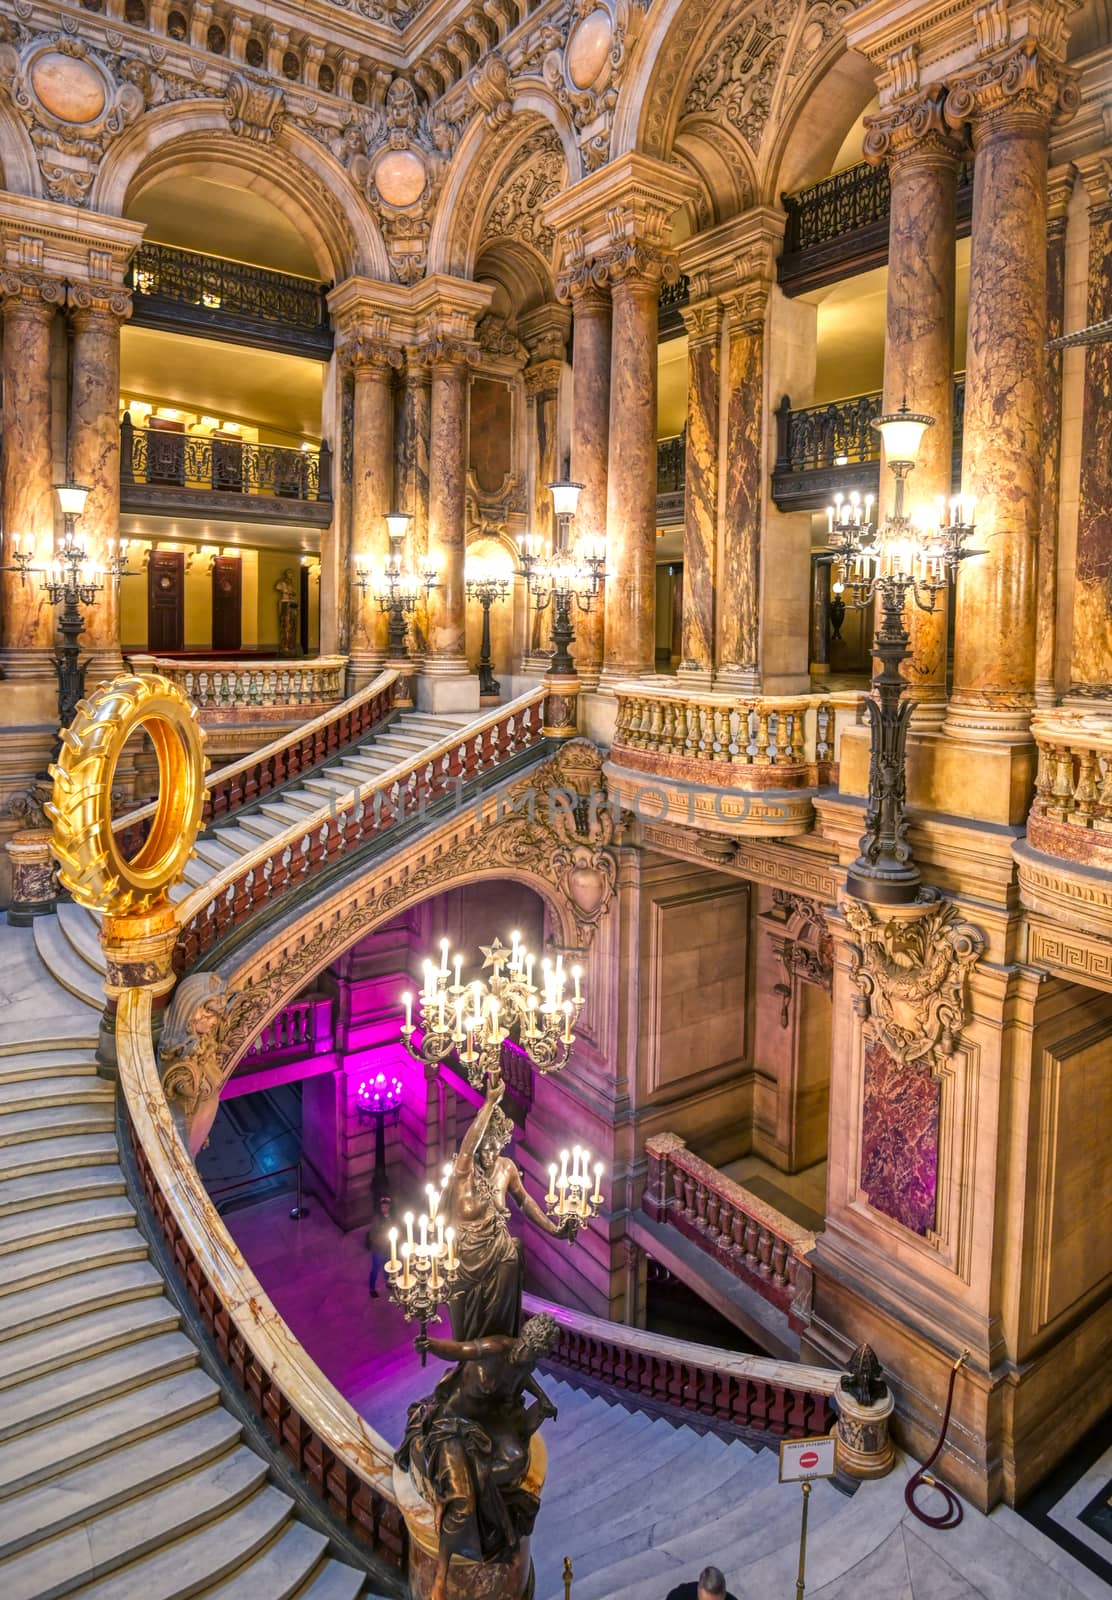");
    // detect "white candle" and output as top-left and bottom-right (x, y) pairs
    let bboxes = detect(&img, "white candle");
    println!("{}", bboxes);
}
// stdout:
(547, 1163), (557, 1204)
(446, 1227), (457, 1272)
(436, 1214), (445, 1252)
(525, 954), (534, 989)
(563, 1000), (573, 1043)
(426, 1183), (437, 1219)
(593, 1163), (603, 1205)
(404, 1211), (414, 1253)
(440, 937), (449, 976)
(489, 997), (500, 1044)
(403, 991), (413, 1030)
(424, 962), (435, 1001)
(454, 995), (465, 1039)
(388, 1228), (399, 1271)
(559, 1149), (568, 1188)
